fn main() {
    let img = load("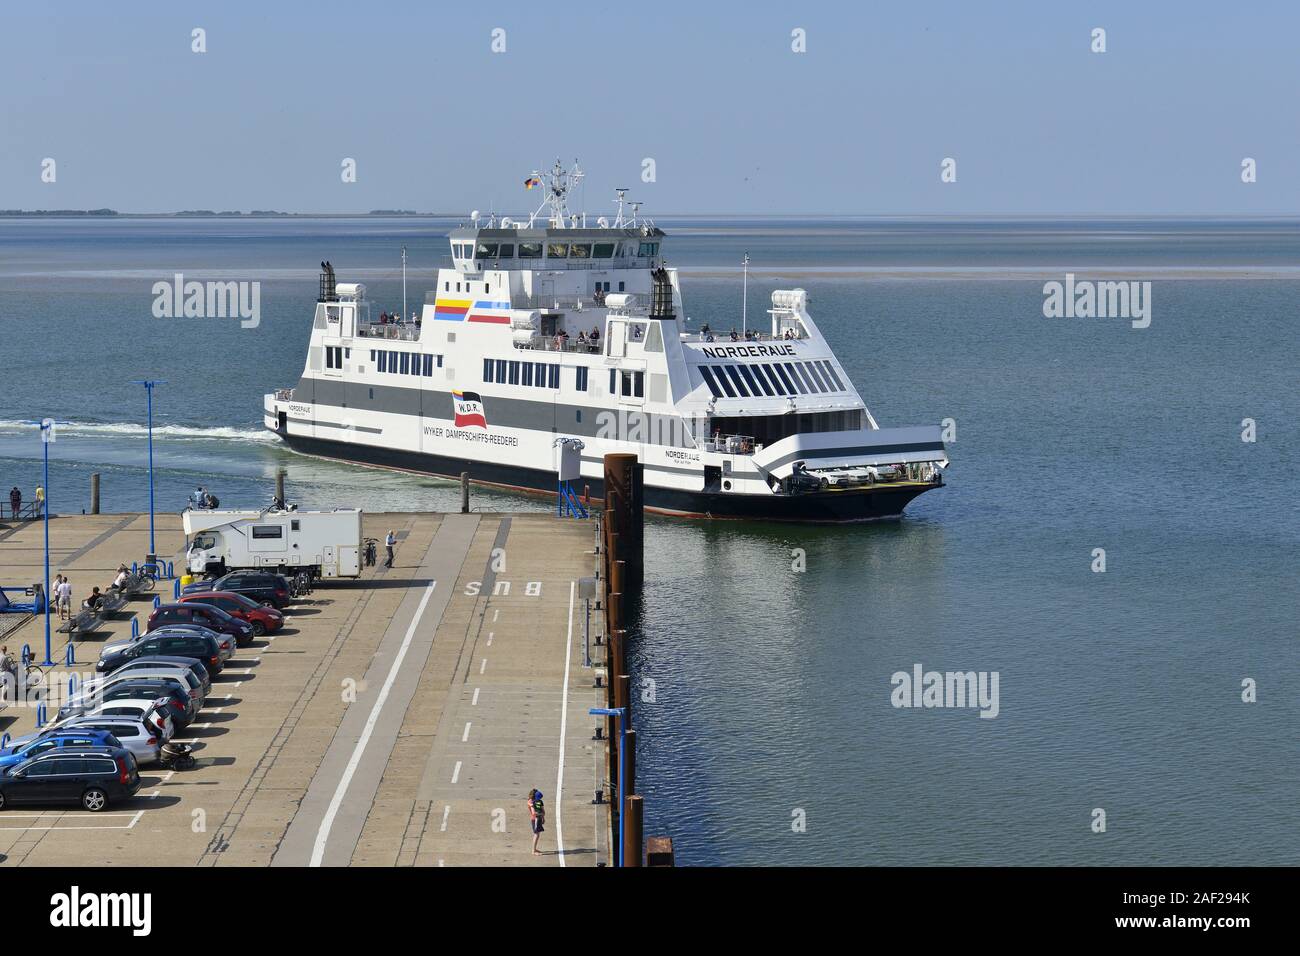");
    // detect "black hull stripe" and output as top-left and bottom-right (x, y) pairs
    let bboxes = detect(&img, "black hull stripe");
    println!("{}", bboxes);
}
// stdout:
(274, 431), (938, 523)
